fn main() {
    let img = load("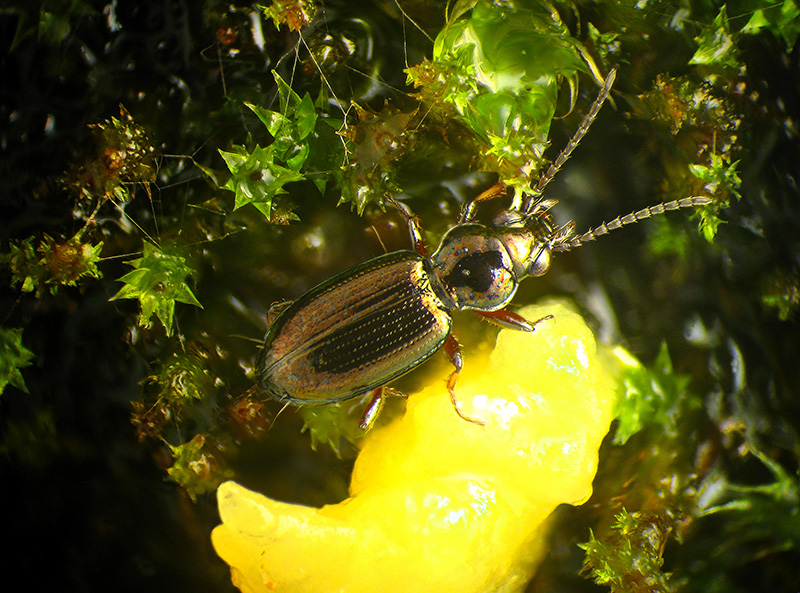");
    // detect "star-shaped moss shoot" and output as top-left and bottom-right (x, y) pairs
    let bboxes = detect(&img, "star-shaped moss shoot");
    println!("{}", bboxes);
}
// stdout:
(110, 241), (202, 336)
